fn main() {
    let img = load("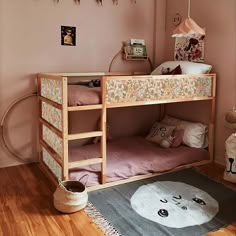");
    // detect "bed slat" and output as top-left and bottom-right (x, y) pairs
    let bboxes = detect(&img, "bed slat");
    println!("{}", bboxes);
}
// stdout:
(68, 131), (102, 140)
